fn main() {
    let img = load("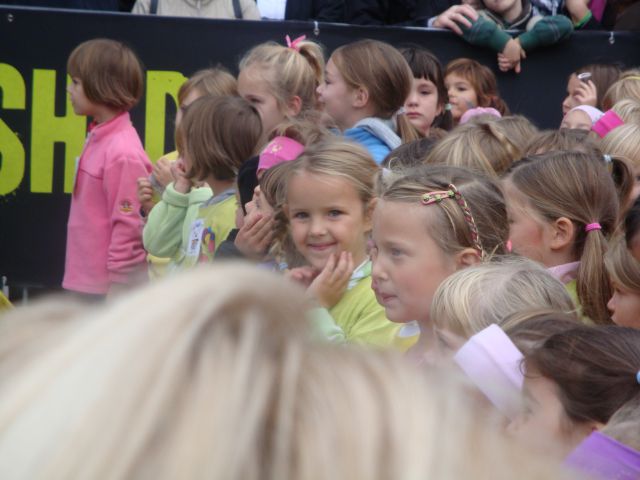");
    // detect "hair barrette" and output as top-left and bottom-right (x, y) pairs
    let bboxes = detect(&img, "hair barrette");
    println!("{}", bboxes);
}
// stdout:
(603, 154), (612, 164)
(285, 34), (306, 52)
(421, 190), (454, 205)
